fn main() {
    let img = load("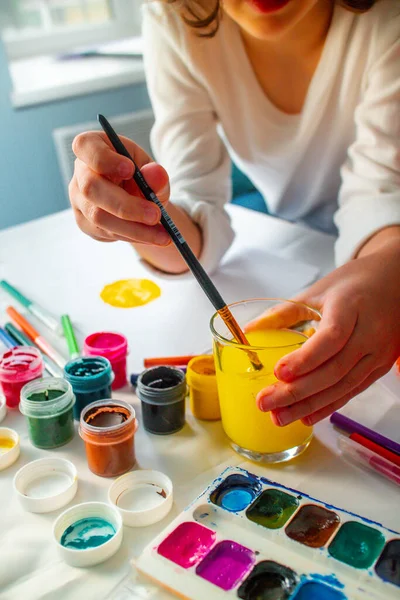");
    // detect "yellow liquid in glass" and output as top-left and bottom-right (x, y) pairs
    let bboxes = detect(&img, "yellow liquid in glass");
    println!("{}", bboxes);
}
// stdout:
(214, 329), (312, 454)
